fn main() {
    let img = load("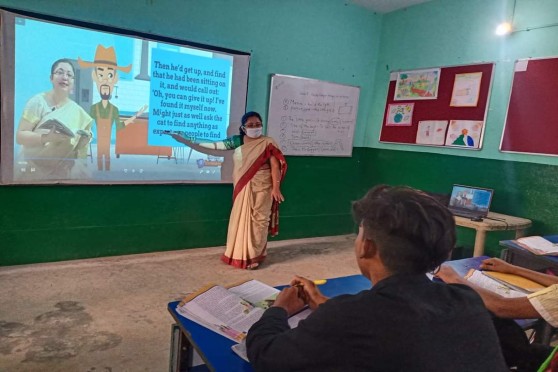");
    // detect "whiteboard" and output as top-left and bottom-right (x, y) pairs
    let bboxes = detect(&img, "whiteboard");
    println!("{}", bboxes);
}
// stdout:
(267, 74), (360, 156)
